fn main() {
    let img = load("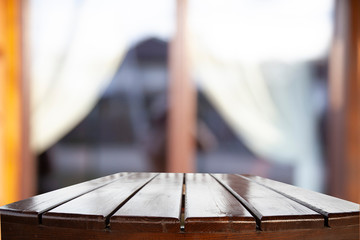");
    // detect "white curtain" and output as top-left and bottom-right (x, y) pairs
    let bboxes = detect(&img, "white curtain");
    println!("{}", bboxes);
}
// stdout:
(189, 0), (333, 191)
(192, 54), (324, 191)
(29, 0), (175, 153)
(29, 0), (332, 191)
